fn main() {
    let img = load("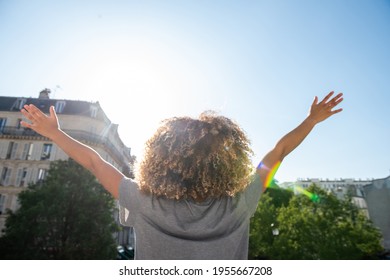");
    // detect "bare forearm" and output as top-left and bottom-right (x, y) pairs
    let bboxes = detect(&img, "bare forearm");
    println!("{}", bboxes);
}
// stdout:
(259, 117), (316, 175)
(276, 117), (316, 159)
(50, 129), (101, 173)
(257, 117), (317, 191)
